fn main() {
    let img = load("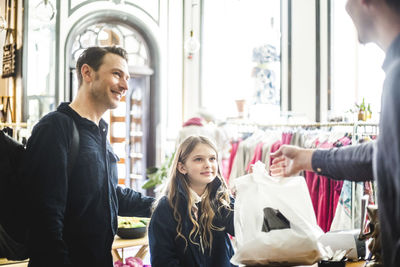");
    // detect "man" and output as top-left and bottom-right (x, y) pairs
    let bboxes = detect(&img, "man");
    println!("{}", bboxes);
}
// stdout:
(22, 46), (154, 267)
(270, 0), (400, 266)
